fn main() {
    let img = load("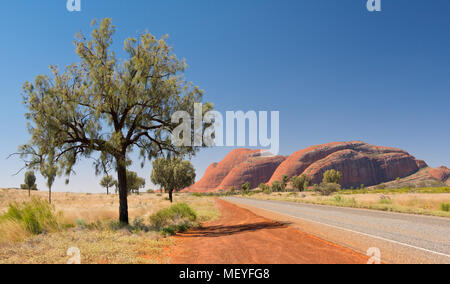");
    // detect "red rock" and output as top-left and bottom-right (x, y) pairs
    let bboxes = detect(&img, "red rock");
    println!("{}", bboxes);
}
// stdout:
(269, 141), (425, 188)
(428, 166), (450, 181)
(185, 149), (285, 192)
